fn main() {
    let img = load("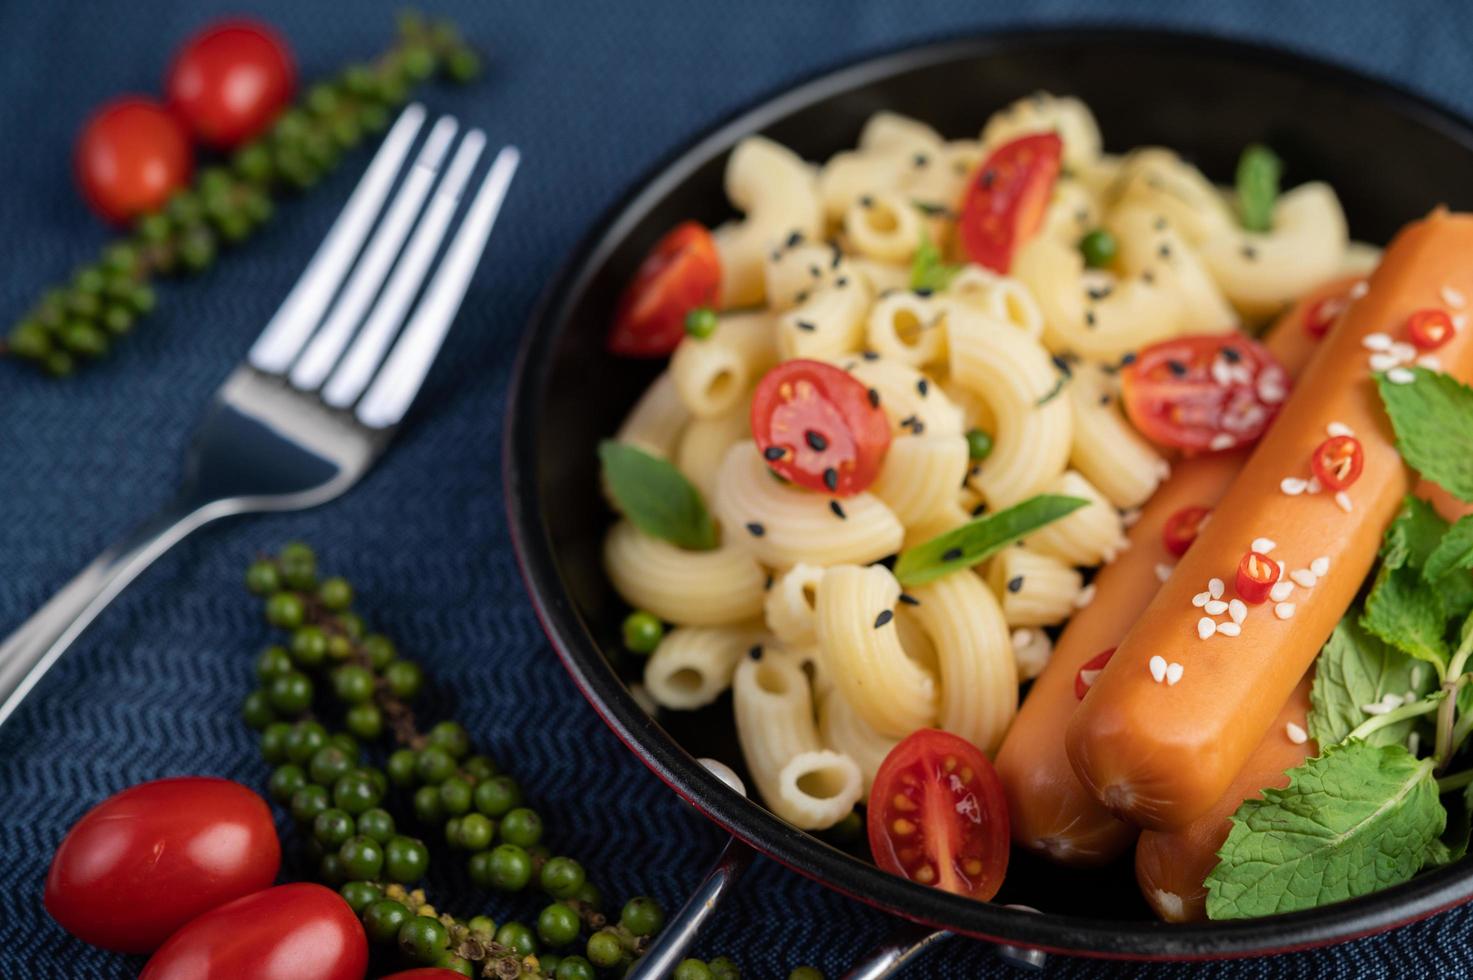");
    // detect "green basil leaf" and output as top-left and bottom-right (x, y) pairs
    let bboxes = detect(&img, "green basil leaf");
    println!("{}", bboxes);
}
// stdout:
(909, 228), (962, 293)
(1235, 144), (1282, 233)
(1377, 369), (1473, 503)
(598, 440), (717, 551)
(1309, 615), (1435, 747)
(894, 494), (1088, 586)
